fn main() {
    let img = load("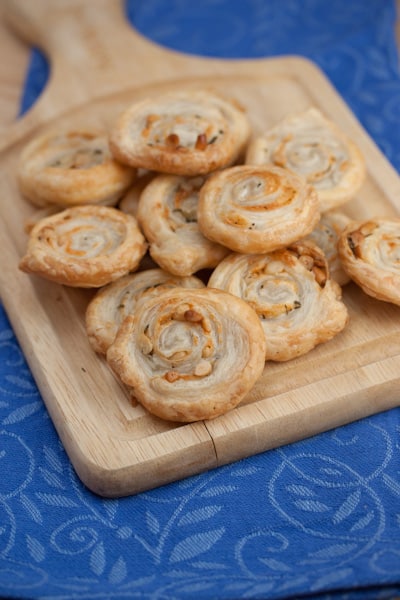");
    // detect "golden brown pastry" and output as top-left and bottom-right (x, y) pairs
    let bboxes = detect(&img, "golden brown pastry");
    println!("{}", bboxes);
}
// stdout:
(208, 241), (349, 361)
(23, 205), (63, 234)
(106, 287), (267, 422)
(137, 174), (229, 276)
(19, 205), (147, 288)
(337, 217), (400, 305)
(17, 128), (136, 208)
(245, 107), (365, 212)
(197, 164), (320, 254)
(118, 171), (155, 217)
(109, 89), (251, 176)
(86, 268), (205, 354)
(303, 210), (352, 286)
